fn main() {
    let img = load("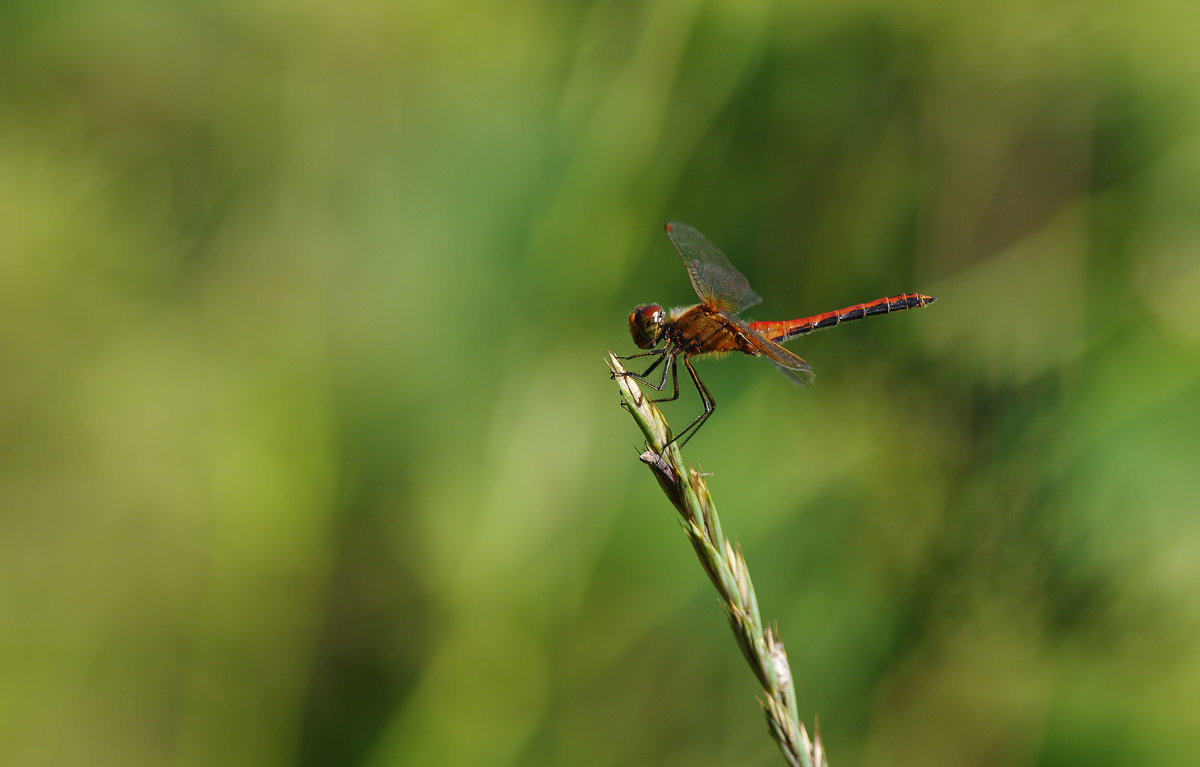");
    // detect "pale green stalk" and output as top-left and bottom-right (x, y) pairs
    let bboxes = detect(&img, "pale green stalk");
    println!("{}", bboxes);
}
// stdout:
(607, 352), (828, 767)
